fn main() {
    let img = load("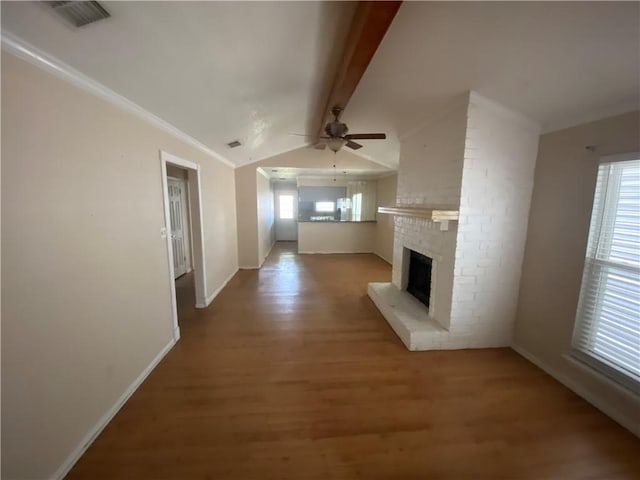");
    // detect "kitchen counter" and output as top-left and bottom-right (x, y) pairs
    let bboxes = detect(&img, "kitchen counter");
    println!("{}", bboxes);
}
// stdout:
(298, 220), (377, 223)
(298, 221), (376, 254)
